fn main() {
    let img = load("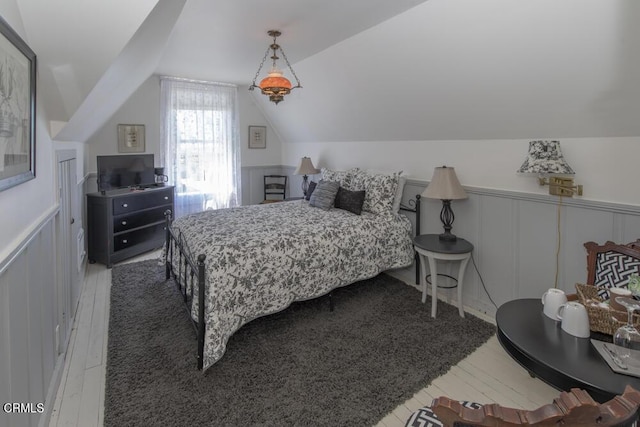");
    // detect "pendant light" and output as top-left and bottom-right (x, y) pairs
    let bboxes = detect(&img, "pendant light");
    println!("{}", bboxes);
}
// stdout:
(249, 30), (302, 105)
